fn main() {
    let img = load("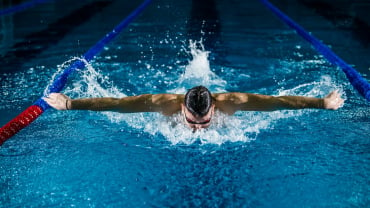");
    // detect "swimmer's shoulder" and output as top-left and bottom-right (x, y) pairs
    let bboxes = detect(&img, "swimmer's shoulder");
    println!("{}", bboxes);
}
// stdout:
(212, 92), (248, 102)
(212, 92), (249, 115)
(152, 93), (184, 116)
(152, 93), (184, 104)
